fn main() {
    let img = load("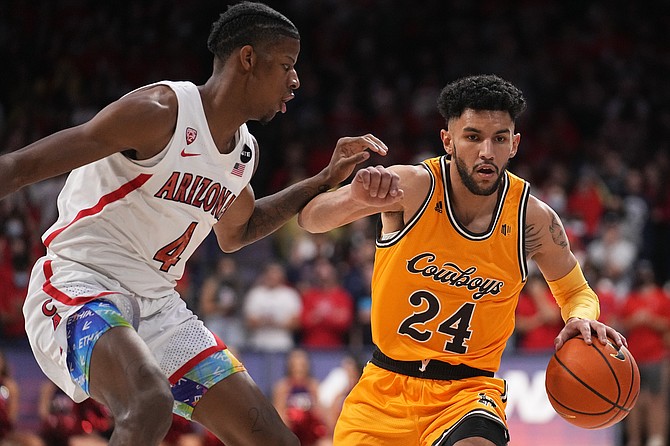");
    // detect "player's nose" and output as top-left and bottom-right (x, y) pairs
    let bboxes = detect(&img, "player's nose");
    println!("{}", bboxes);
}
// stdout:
(479, 140), (495, 159)
(290, 71), (300, 90)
